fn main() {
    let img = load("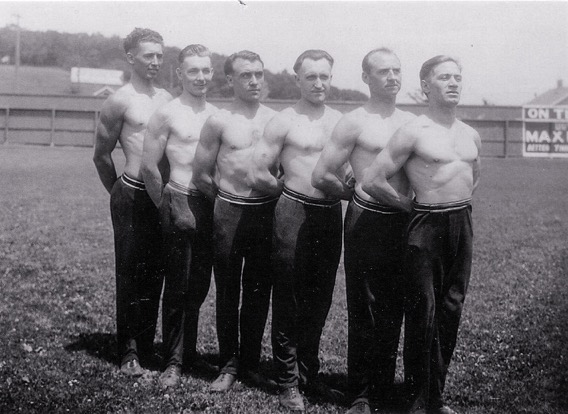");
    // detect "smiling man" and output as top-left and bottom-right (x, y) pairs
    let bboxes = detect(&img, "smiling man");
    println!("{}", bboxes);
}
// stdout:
(193, 50), (277, 393)
(312, 48), (415, 414)
(141, 44), (218, 389)
(362, 55), (481, 414)
(93, 27), (172, 377)
(248, 49), (343, 412)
